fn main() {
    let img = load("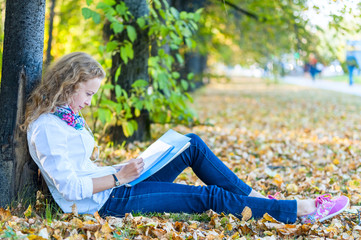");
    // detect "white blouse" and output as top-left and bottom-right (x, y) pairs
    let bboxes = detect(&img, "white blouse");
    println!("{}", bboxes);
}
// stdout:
(27, 113), (116, 214)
